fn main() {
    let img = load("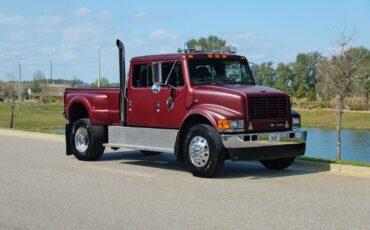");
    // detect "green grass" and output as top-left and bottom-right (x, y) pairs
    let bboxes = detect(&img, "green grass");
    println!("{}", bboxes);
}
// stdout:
(298, 156), (370, 168)
(1, 103), (369, 132)
(296, 109), (370, 130)
(0, 103), (66, 133)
